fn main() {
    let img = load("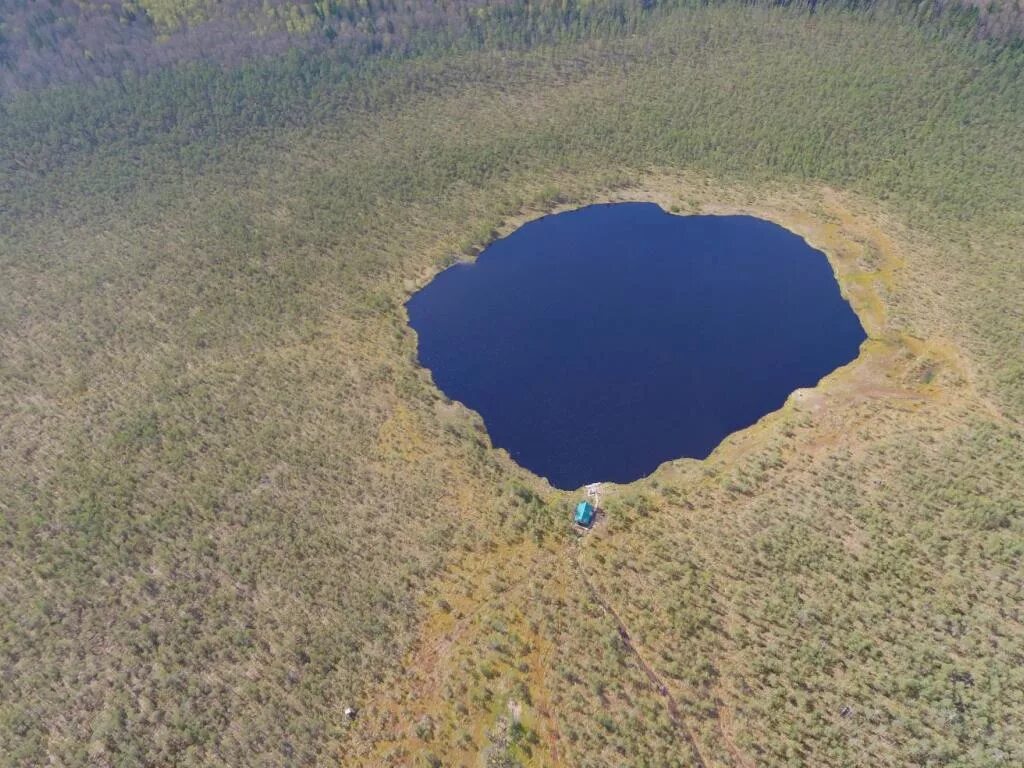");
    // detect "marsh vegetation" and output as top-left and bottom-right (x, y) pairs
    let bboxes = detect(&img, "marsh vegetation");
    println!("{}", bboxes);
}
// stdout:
(1, 2), (1023, 766)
